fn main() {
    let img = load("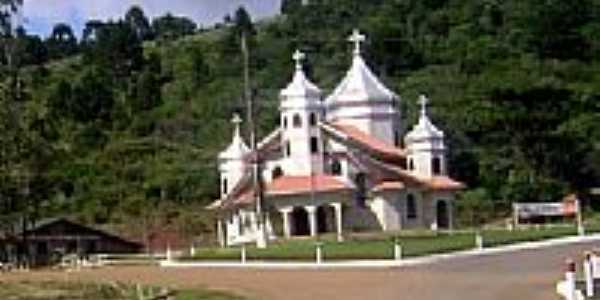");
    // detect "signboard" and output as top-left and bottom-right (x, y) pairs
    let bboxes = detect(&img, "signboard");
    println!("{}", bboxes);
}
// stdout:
(513, 202), (577, 219)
